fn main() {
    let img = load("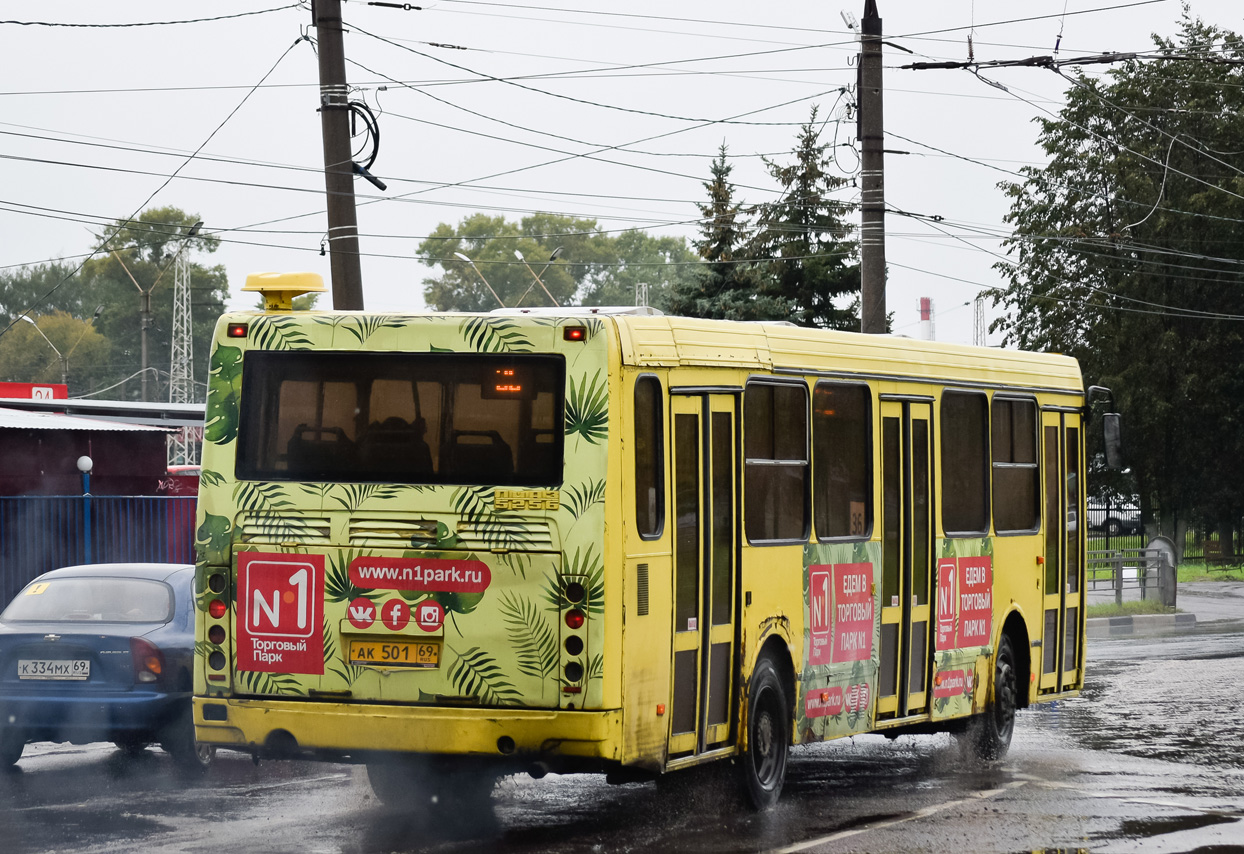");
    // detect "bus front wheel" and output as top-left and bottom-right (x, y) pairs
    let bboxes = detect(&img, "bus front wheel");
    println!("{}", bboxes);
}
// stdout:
(961, 634), (1018, 761)
(739, 655), (790, 810)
